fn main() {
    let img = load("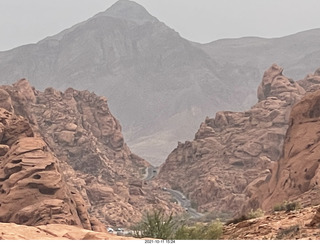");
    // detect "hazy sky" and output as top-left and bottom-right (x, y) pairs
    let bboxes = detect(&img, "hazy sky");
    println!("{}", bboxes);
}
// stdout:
(1, 0), (320, 51)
